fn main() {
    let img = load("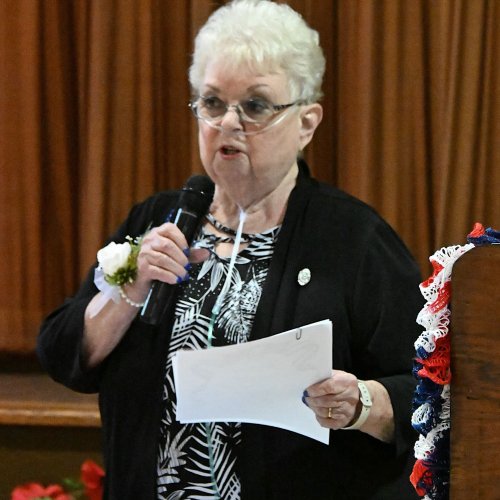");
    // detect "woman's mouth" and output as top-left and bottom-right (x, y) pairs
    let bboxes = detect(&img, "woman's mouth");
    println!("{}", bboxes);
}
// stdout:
(220, 146), (241, 156)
